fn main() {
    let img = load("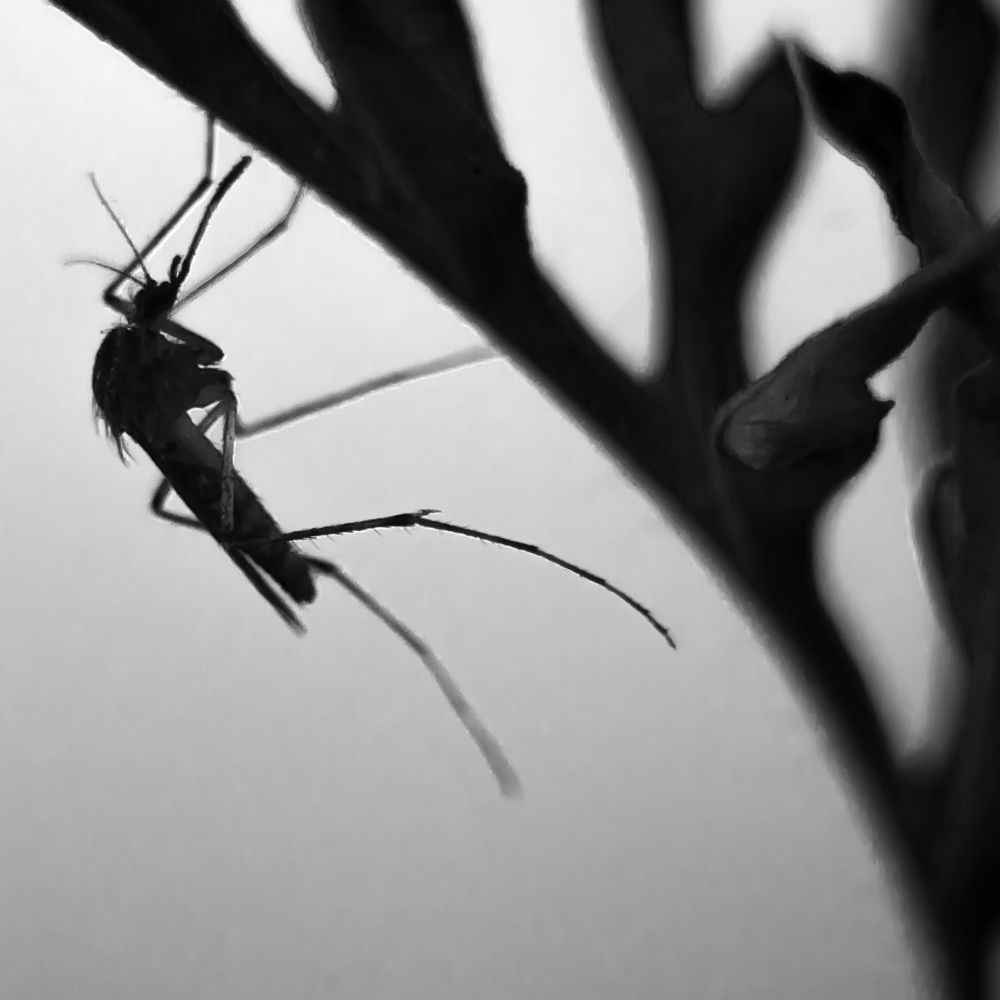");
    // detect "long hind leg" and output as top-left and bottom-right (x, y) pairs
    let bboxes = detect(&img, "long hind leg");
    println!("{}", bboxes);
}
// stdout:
(211, 356), (675, 652)
(263, 512), (676, 649)
(147, 402), (520, 796)
(153, 347), (496, 543)
(235, 346), (494, 438)
(305, 555), (521, 796)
